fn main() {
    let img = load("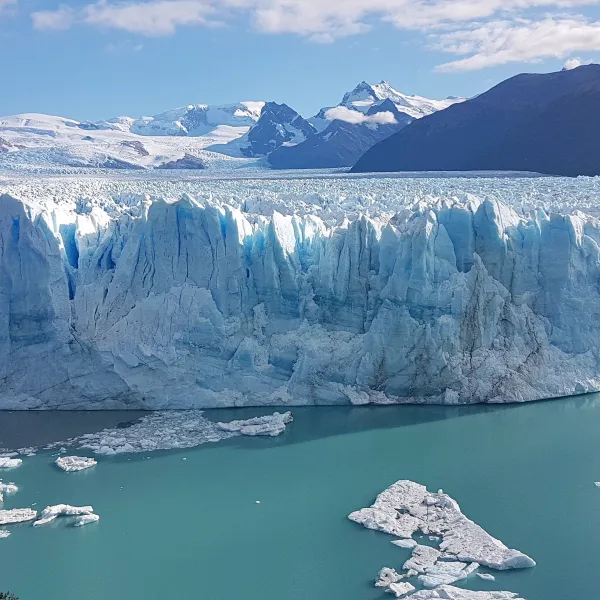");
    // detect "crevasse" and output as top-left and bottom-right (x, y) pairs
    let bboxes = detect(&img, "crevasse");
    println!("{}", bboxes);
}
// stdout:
(1, 191), (599, 408)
